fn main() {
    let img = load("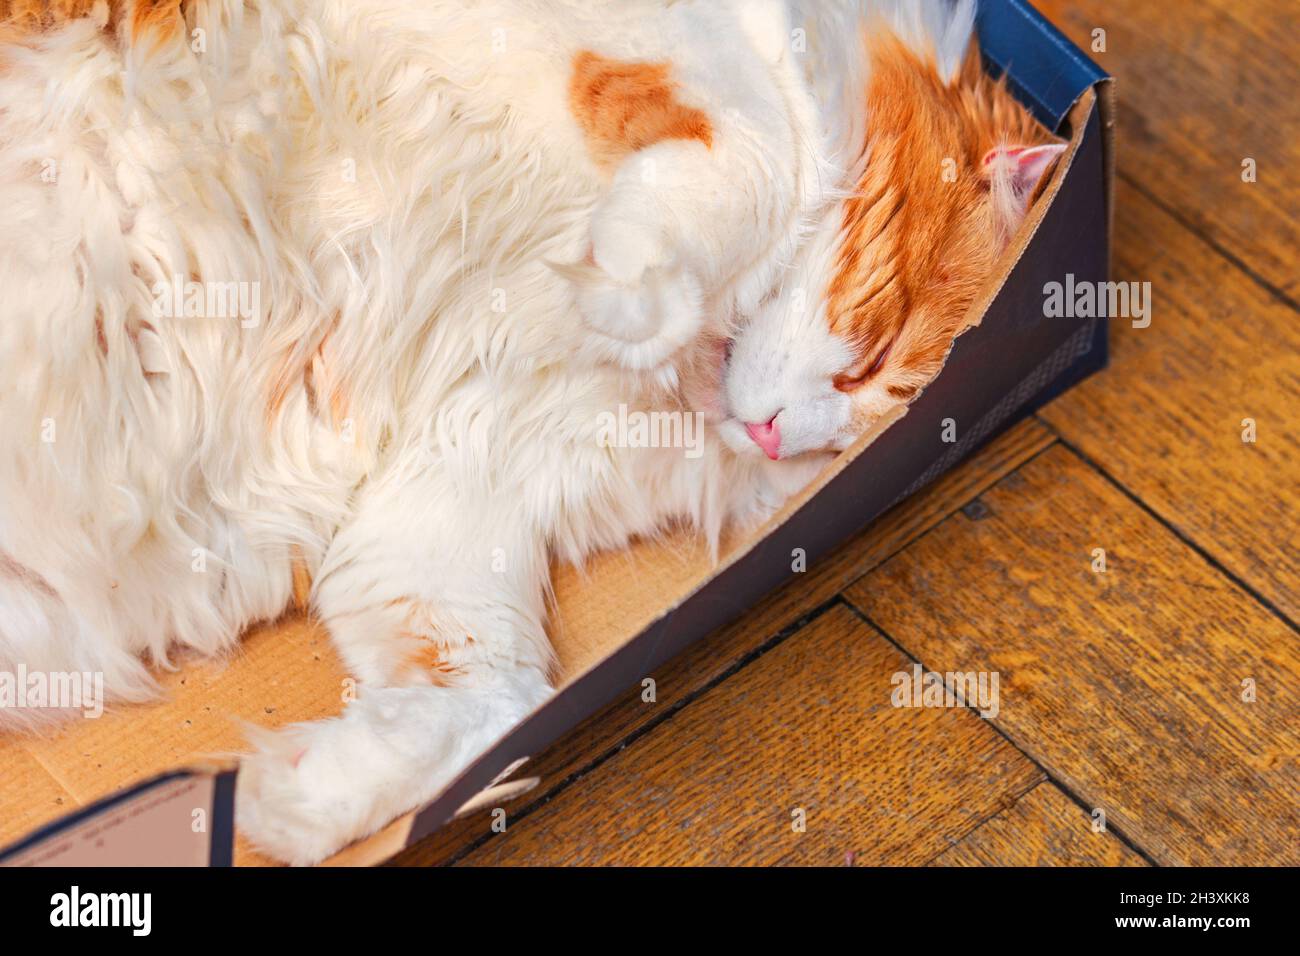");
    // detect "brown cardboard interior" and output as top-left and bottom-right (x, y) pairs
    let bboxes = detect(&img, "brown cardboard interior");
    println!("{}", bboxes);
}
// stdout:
(3, 89), (1101, 868)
